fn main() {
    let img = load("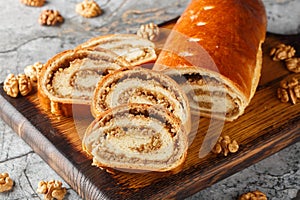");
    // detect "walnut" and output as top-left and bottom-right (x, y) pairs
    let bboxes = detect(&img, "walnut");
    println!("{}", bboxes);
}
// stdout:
(270, 44), (296, 61)
(24, 62), (43, 82)
(239, 190), (268, 200)
(0, 173), (14, 193)
(277, 76), (300, 104)
(18, 74), (32, 96)
(76, 0), (102, 18)
(137, 22), (160, 41)
(285, 57), (300, 73)
(20, 0), (45, 7)
(212, 135), (239, 156)
(37, 180), (67, 200)
(3, 73), (33, 97)
(3, 74), (19, 98)
(39, 10), (64, 26)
